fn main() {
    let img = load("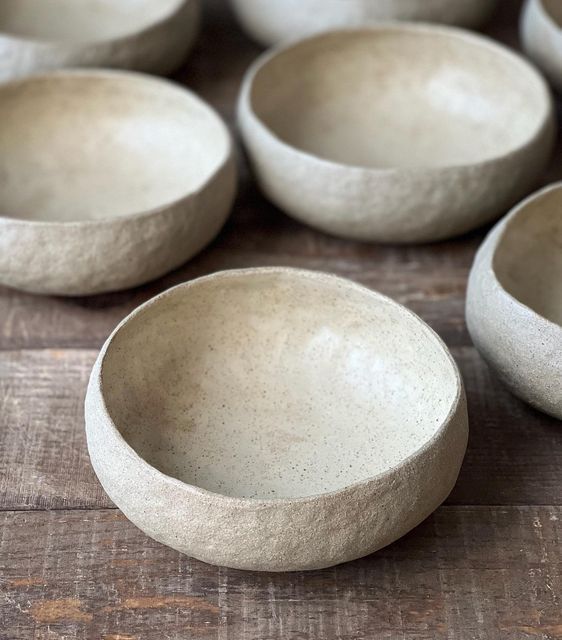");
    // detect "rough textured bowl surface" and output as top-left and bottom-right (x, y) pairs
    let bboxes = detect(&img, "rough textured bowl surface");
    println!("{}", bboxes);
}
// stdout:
(521, 0), (562, 93)
(231, 0), (497, 47)
(0, 70), (236, 295)
(86, 267), (468, 571)
(0, 0), (200, 81)
(466, 183), (562, 419)
(238, 25), (554, 243)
